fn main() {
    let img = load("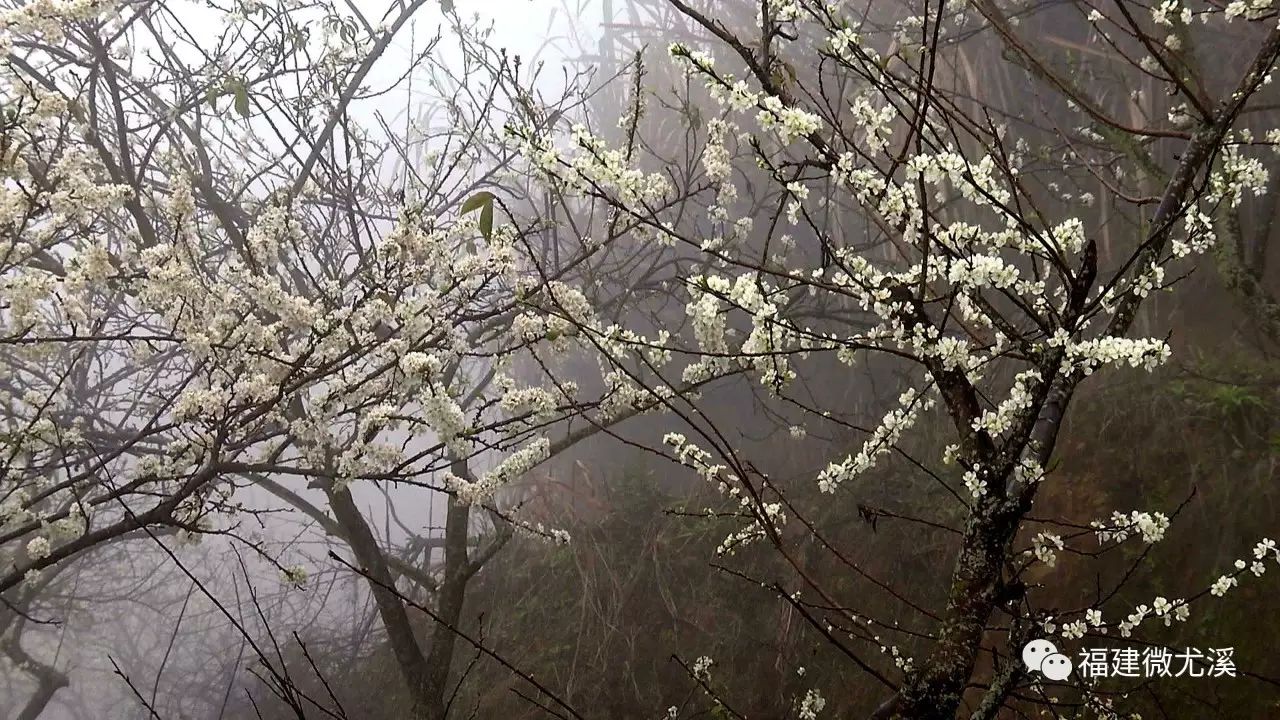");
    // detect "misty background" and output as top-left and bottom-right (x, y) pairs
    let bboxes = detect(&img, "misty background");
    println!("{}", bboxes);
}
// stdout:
(2, 1), (1279, 719)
